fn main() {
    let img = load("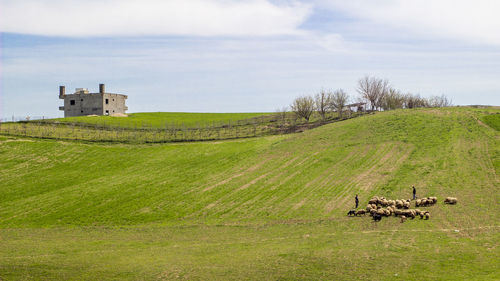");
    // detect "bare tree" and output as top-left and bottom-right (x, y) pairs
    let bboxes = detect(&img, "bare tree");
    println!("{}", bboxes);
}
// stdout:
(357, 76), (389, 111)
(357, 76), (454, 111)
(404, 93), (428, 109)
(403, 93), (415, 109)
(315, 89), (332, 122)
(427, 94), (452, 107)
(357, 76), (371, 108)
(357, 76), (376, 110)
(275, 106), (288, 126)
(331, 89), (349, 118)
(374, 79), (390, 111)
(291, 95), (315, 122)
(381, 88), (405, 110)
